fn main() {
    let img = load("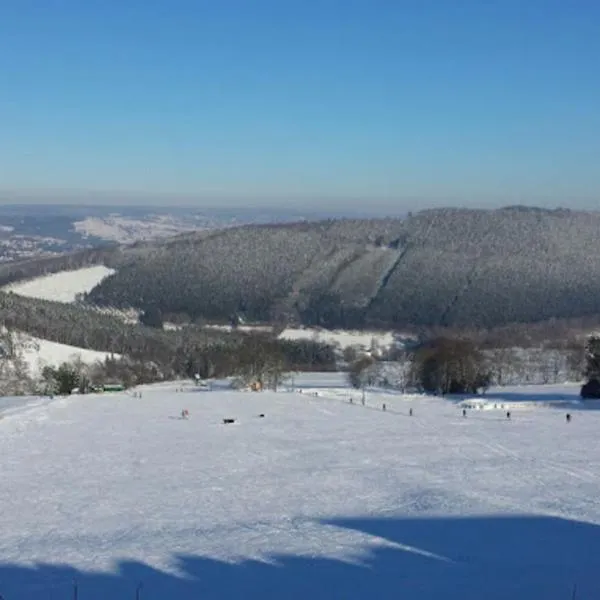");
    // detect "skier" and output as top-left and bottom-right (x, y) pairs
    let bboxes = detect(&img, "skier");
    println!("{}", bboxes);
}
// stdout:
(506, 411), (511, 420)
(181, 409), (189, 419)
(566, 413), (571, 423)
(462, 408), (467, 417)
(409, 408), (413, 417)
